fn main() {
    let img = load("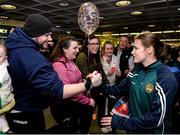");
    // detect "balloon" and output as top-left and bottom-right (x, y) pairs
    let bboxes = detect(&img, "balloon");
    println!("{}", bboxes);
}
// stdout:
(78, 2), (100, 36)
